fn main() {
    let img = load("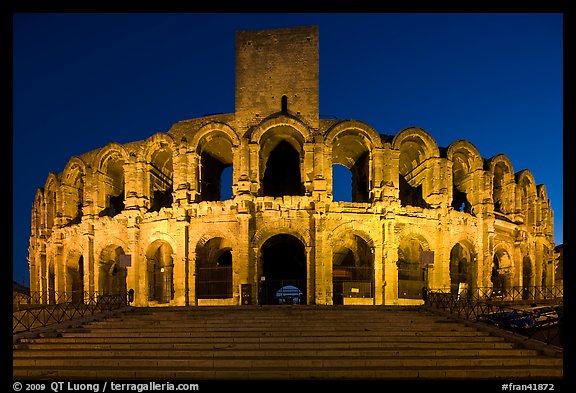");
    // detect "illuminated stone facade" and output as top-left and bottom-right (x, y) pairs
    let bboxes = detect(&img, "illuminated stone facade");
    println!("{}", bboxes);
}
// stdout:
(28, 26), (556, 307)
